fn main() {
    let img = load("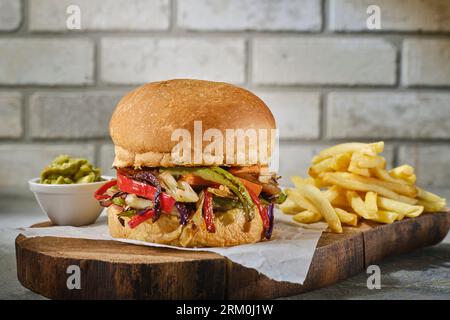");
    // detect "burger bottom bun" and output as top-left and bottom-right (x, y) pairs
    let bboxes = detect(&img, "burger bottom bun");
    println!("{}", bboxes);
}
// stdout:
(107, 205), (264, 247)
